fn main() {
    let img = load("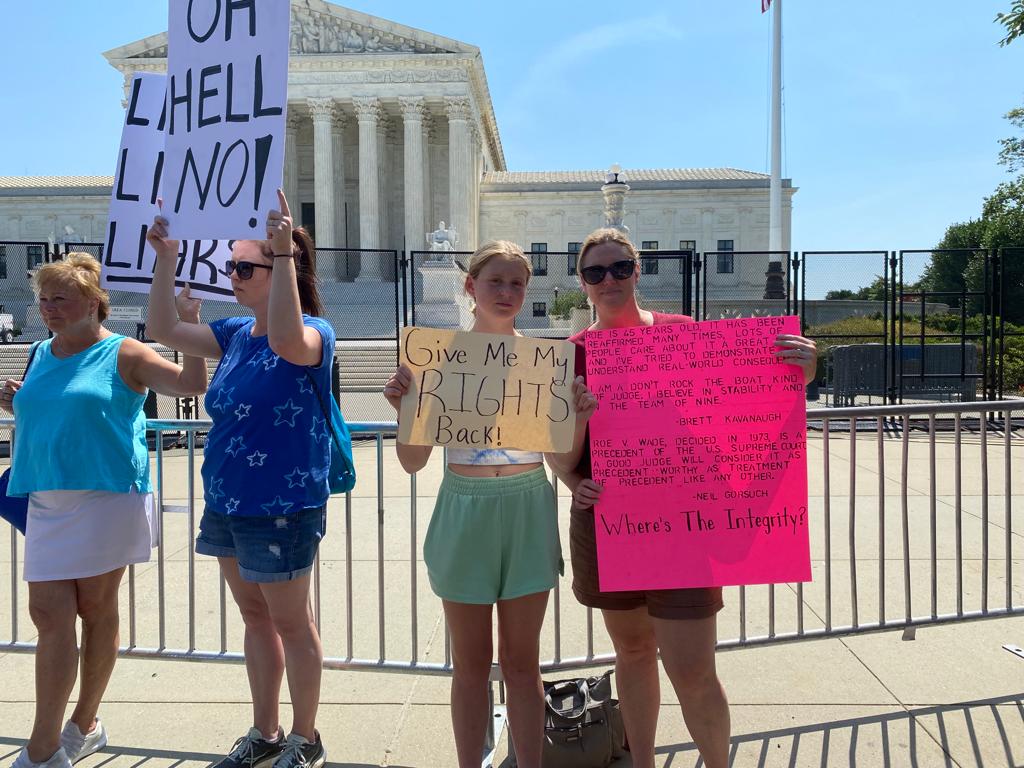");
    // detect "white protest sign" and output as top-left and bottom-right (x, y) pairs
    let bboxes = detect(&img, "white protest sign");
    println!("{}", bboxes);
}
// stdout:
(164, 0), (290, 239)
(102, 72), (236, 302)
